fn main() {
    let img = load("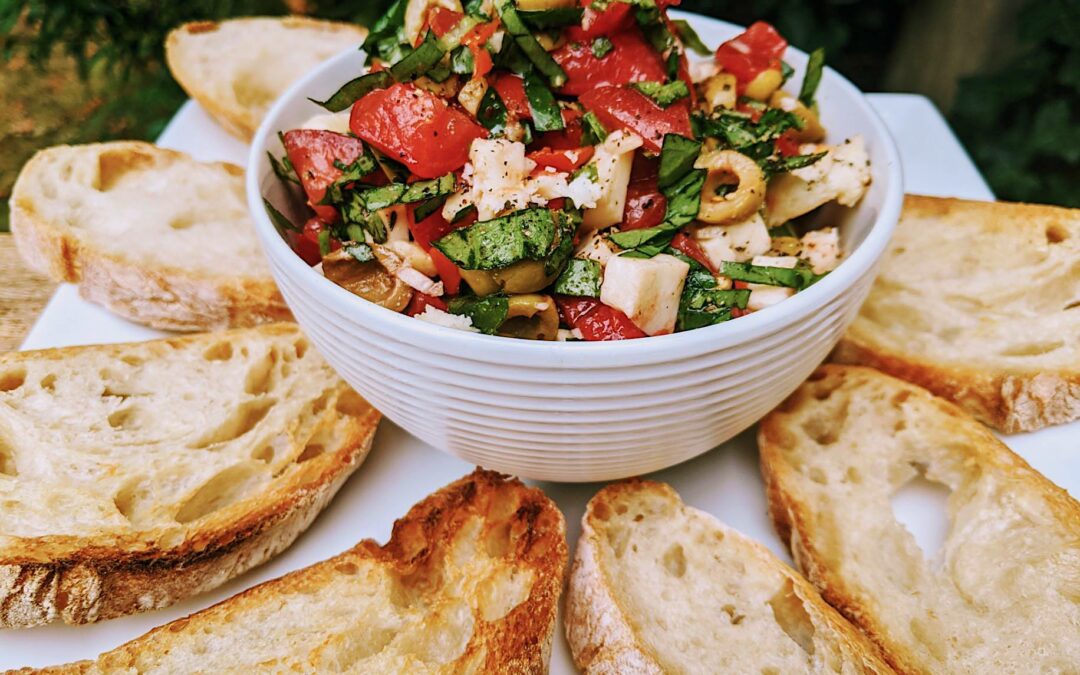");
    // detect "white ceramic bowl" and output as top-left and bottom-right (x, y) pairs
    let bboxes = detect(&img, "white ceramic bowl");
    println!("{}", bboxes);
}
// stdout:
(247, 12), (903, 482)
